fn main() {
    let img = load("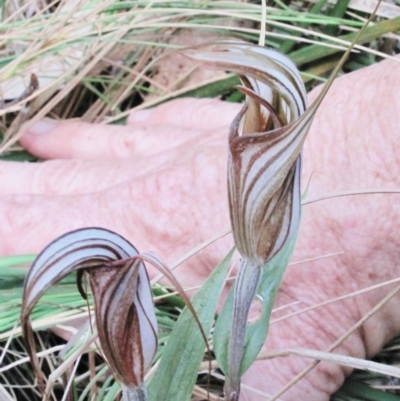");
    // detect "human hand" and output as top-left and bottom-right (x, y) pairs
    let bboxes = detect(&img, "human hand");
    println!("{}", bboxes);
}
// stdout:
(4, 54), (400, 400)
(3, 99), (241, 287)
